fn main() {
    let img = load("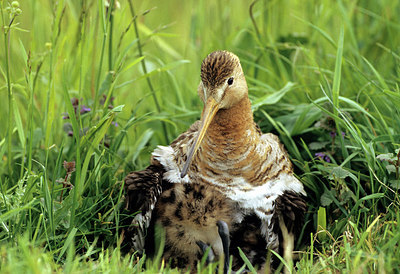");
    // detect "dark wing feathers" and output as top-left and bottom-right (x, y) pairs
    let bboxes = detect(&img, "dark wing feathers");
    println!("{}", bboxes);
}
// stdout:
(123, 164), (164, 254)
(272, 191), (307, 236)
(230, 214), (268, 270)
(267, 191), (307, 269)
(272, 190), (307, 269)
(230, 192), (306, 270)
